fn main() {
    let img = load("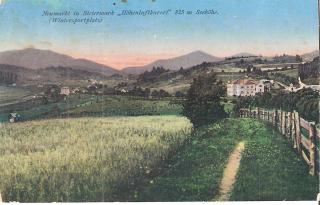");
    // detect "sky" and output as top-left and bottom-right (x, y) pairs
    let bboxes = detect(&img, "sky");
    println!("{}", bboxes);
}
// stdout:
(0, 0), (318, 69)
